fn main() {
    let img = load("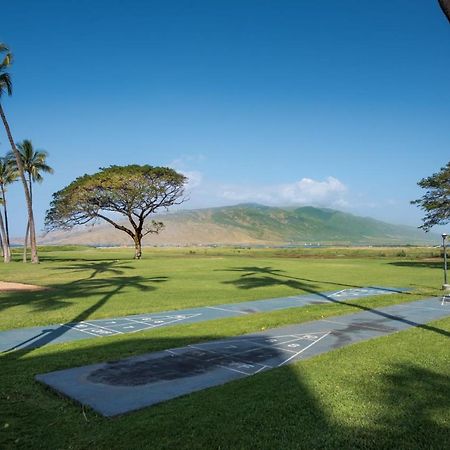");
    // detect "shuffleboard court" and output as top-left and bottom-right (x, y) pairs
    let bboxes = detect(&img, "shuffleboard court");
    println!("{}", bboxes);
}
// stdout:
(35, 297), (449, 417)
(1, 287), (405, 352)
